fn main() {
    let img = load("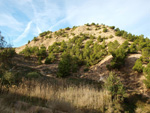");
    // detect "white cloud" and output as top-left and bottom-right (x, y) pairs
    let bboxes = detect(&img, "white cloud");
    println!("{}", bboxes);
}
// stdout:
(29, 0), (64, 31)
(0, 14), (23, 30)
(37, 26), (42, 34)
(14, 21), (32, 43)
(61, 0), (150, 37)
(1, 0), (150, 47)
